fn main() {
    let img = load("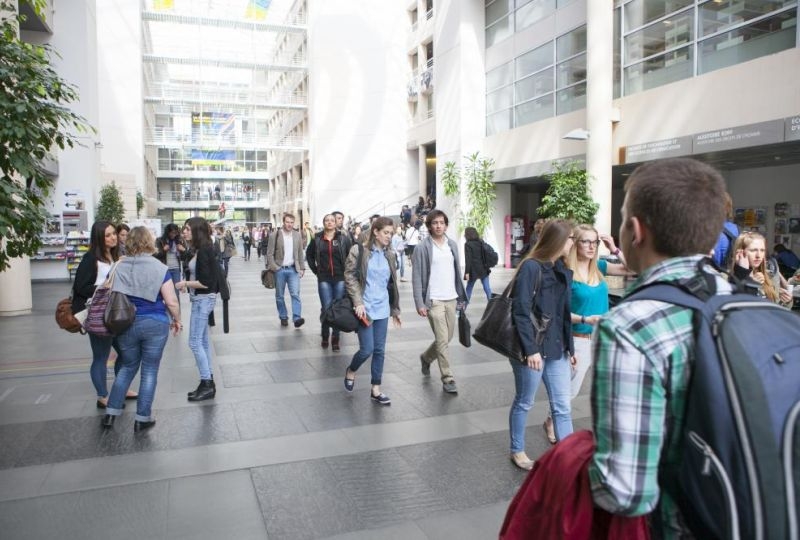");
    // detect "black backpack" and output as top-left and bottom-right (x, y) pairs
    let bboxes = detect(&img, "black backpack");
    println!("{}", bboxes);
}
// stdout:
(624, 272), (800, 540)
(482, 242), (499, 268)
